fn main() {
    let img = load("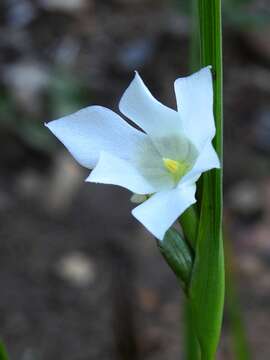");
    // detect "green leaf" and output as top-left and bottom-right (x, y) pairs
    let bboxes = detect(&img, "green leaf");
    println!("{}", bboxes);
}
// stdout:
(180, 205), (199, 250)
(189, 180), (224, 360)
(189, 0), (225, 359)
(158, 228), (193, 292)
(0, 341), (9, 360)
